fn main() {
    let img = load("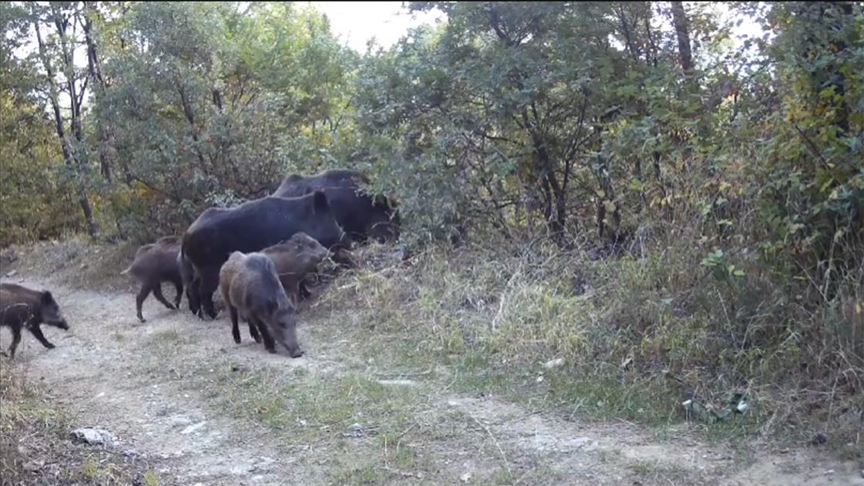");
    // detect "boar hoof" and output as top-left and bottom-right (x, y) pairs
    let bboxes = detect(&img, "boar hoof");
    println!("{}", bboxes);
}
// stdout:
(45, 343), (55, 349)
